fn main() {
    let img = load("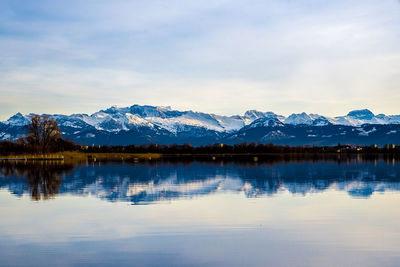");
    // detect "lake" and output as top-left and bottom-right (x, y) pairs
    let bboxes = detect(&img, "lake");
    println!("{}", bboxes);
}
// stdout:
(1, 158), (400, 266)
